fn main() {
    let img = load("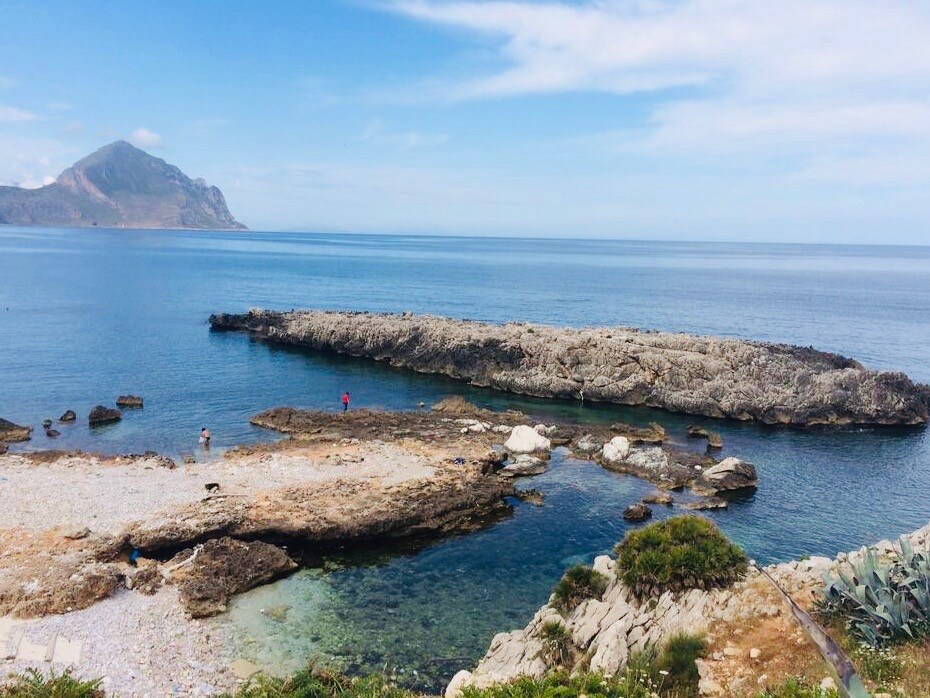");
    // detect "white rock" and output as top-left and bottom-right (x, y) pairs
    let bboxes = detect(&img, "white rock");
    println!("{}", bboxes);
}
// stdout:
(500, 454), (548, 477)
(820, 677), (838, 692)
(749, 647), (761, 659)
(600, 436), (631, 463)
(492, 425), (512, 434)
(445, 670), (472, 698)
(504, 425), (551, 454)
